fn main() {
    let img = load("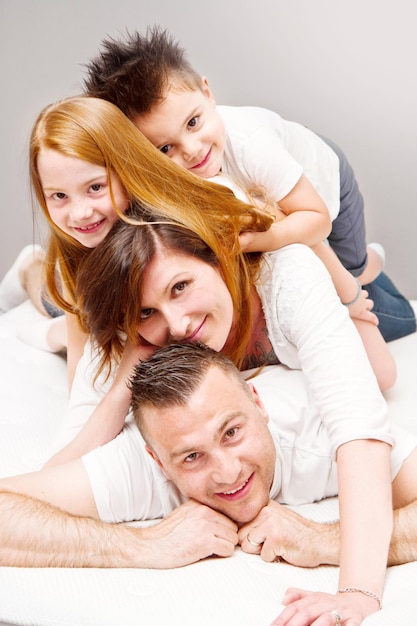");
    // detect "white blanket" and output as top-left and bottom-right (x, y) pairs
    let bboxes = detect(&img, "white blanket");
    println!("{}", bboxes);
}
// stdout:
(0, 301), (416, 626)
